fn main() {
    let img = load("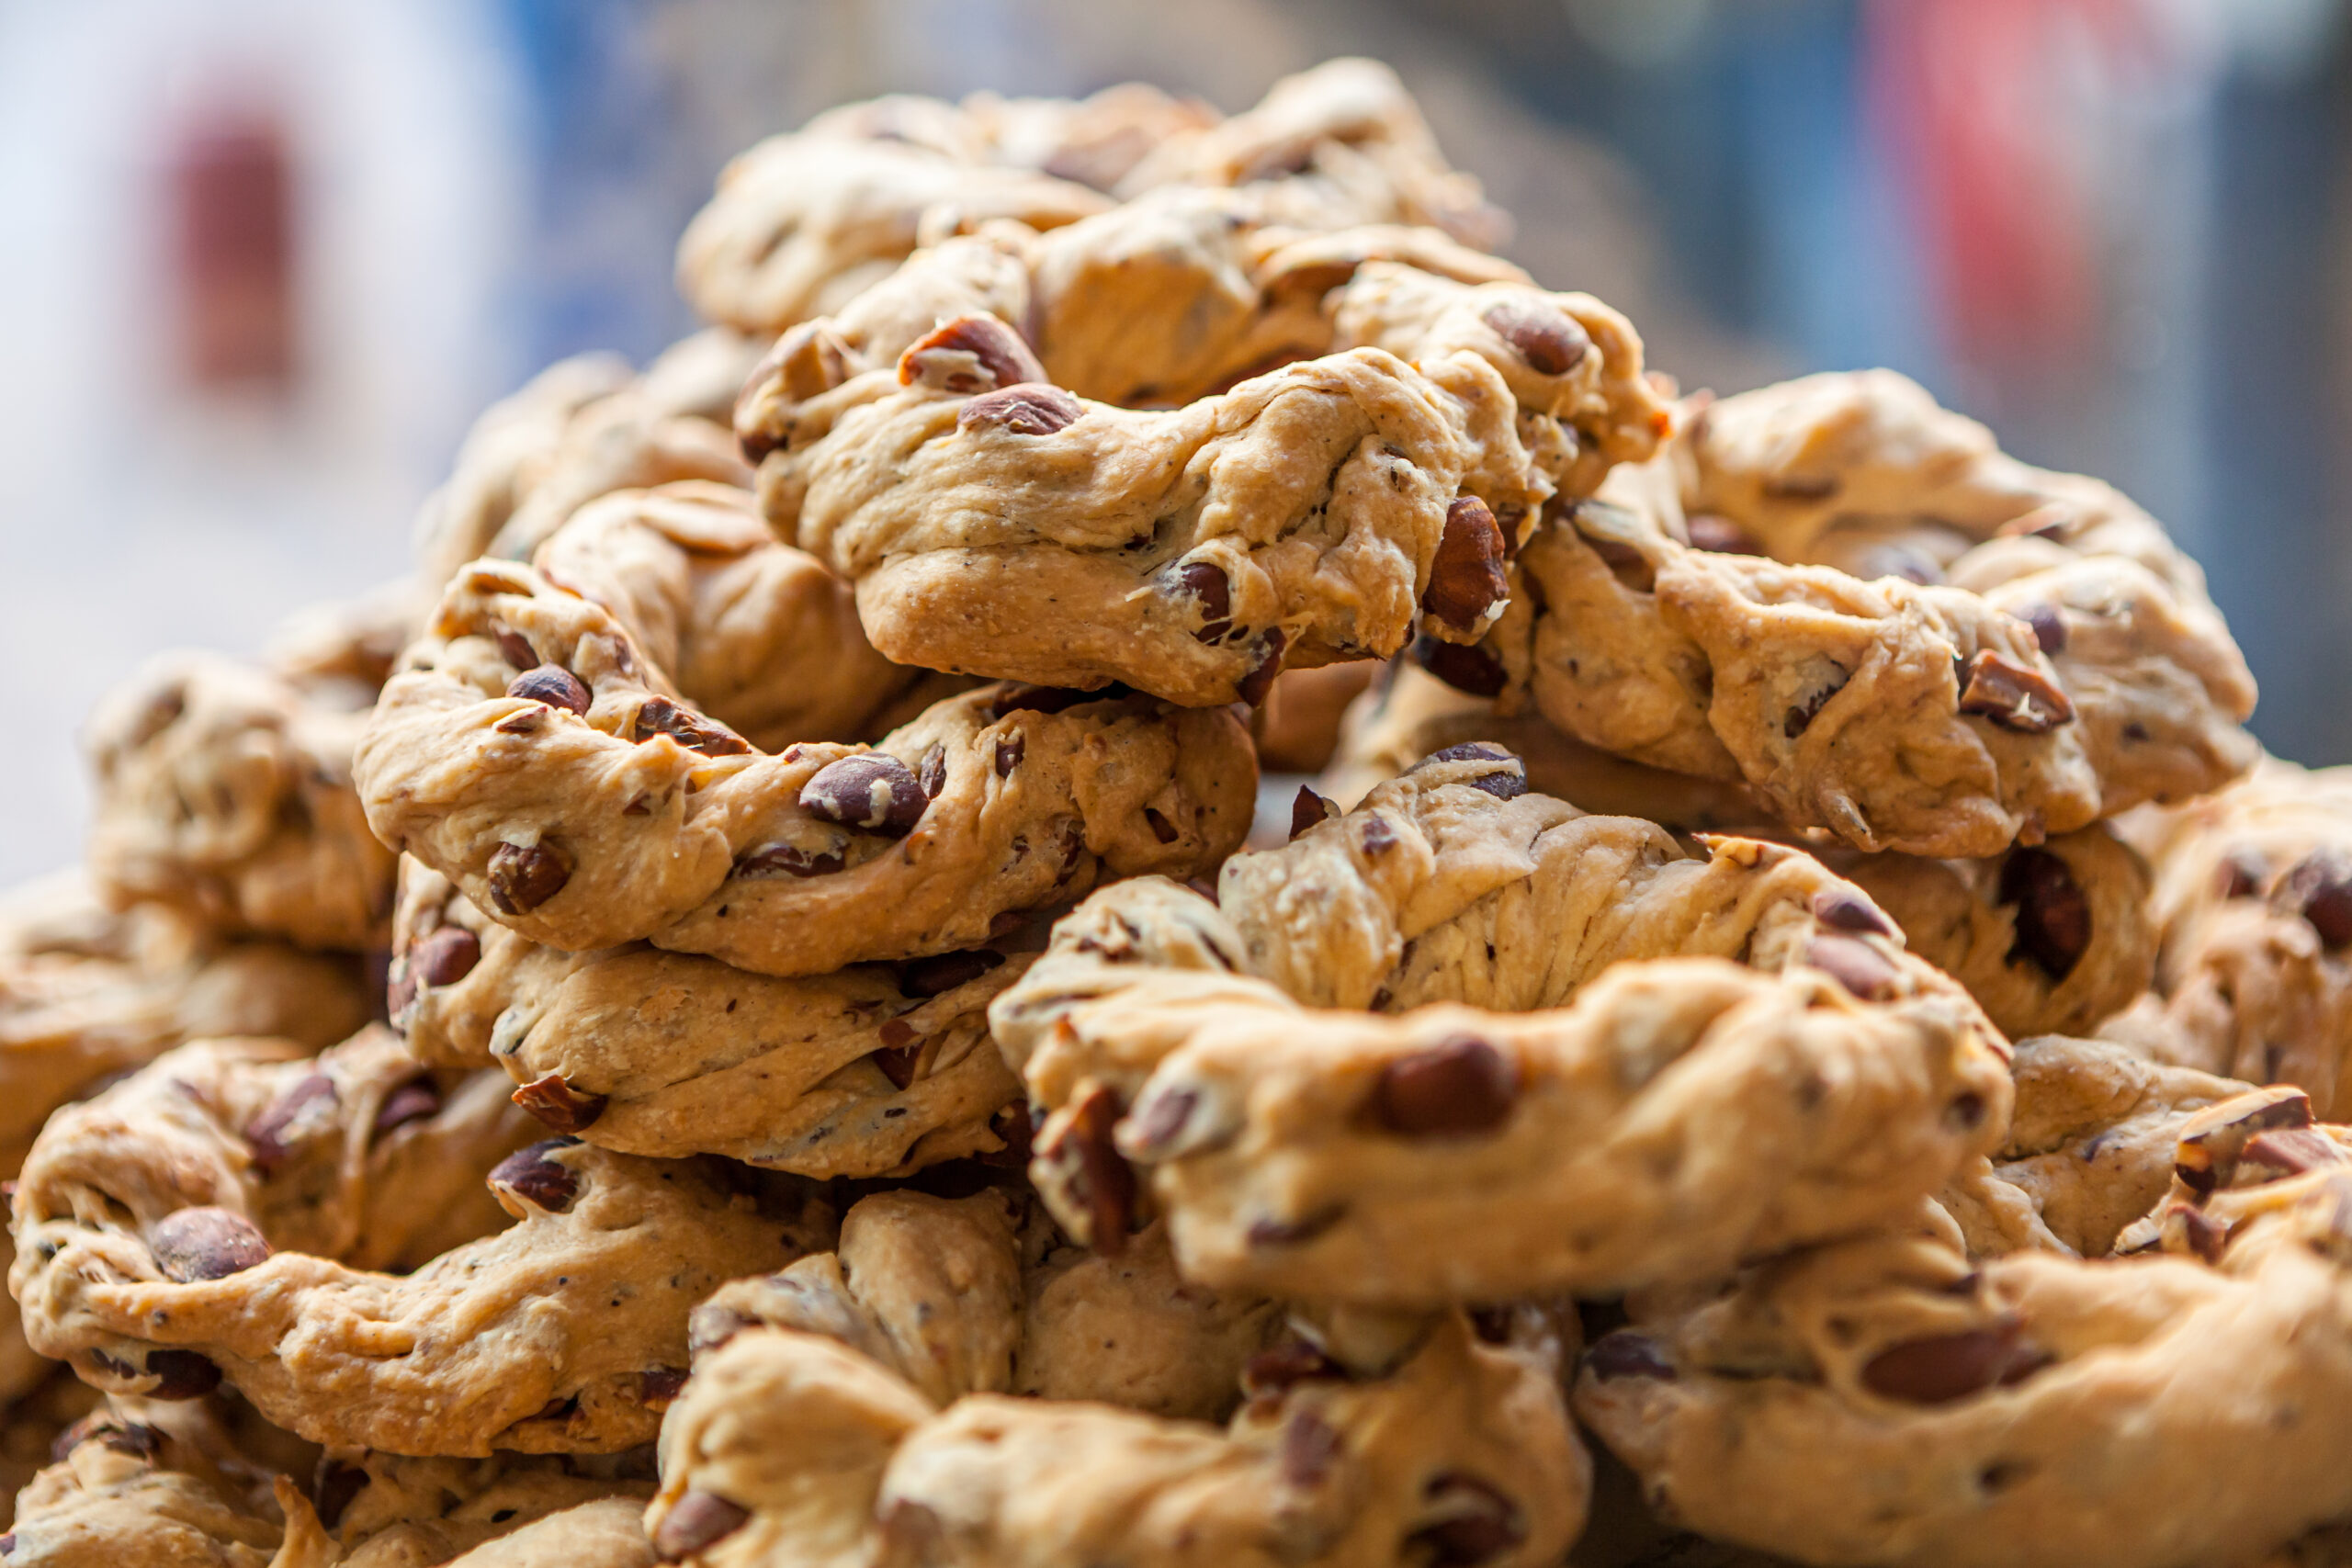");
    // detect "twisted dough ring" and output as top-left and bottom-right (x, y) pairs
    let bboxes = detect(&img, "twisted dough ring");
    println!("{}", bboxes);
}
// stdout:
(738, 193), (1668, 705)
(0, 876), (368, 1408)
(648, 1188), (1584, 1568)
(989, 744), (2011, 1304)
(86, 652), (398, 953)
(521, 482), (960, 753)
(413, 333), (761, 594)
(677, 59), (1504, 339)
(1327, 659), (2158, 1041)
(1577, 1089), (2352, 1568)
(6, 1404), (659, 1567)
(356, 534), (1252, 972)
(1932, 1034), (2252, 1262)
(388, 856), (1027, 1179)
(2102, 757), (2352, 1118)
(11, 1029), (821, 1454)
(1464, 369), (2256, 858)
